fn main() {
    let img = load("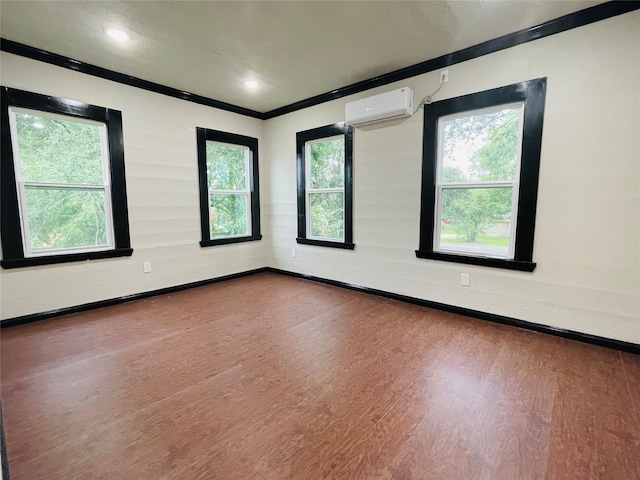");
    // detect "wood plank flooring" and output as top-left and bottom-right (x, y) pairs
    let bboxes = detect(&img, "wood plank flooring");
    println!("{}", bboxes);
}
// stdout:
(1, 272), (639, 479)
